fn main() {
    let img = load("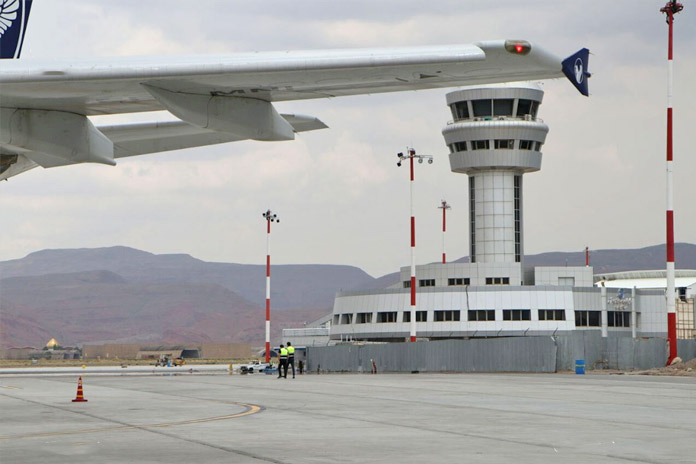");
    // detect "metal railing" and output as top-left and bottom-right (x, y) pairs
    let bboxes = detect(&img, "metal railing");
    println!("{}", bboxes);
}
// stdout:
(447, 115), (544, 125)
